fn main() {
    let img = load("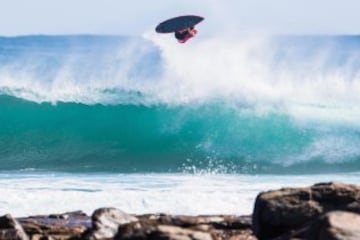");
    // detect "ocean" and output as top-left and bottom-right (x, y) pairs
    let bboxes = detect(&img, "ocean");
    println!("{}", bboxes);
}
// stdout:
(0, 34), (360, 216)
